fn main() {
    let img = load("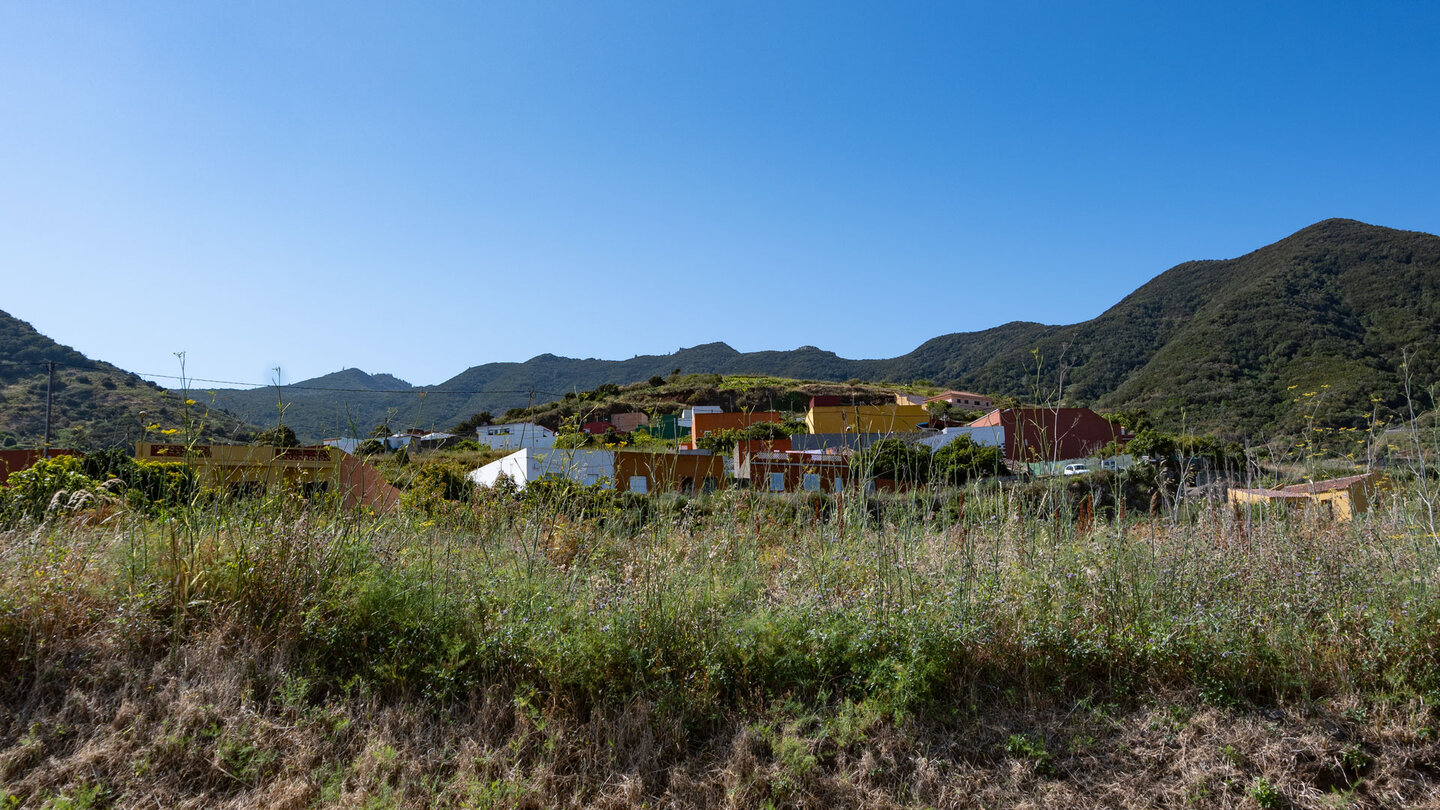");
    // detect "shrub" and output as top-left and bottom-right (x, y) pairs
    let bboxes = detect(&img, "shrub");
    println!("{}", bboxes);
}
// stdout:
(853, 438), (931, 484)
(932, 436), (1008, 484)
(0, 455), (101, 522)
(81, 448), (199, 510)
